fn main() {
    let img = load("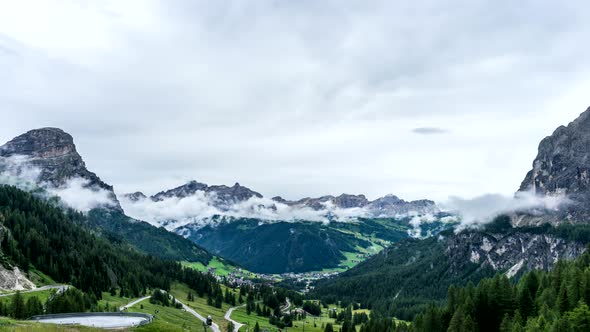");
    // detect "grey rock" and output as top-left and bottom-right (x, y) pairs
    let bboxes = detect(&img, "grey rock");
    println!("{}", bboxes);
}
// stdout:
(446, 230), (585, 277)
(518, 106), (590, 223)
(123, 192), (148, 202)
(0, 128), (121, 211)
(146, 180), (263, 209)
(368, 194), (437, 216)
